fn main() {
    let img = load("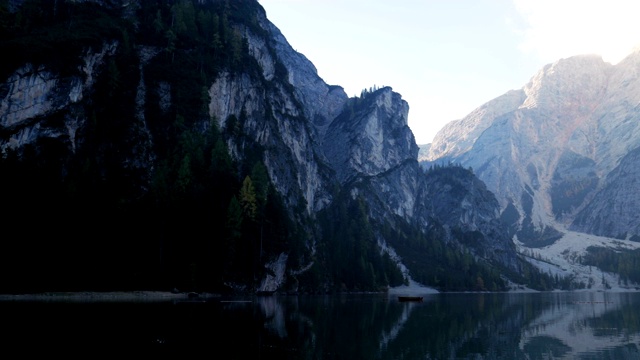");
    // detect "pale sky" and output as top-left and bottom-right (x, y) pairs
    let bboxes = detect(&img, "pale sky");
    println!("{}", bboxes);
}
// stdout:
(258, 0), (640, 144)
